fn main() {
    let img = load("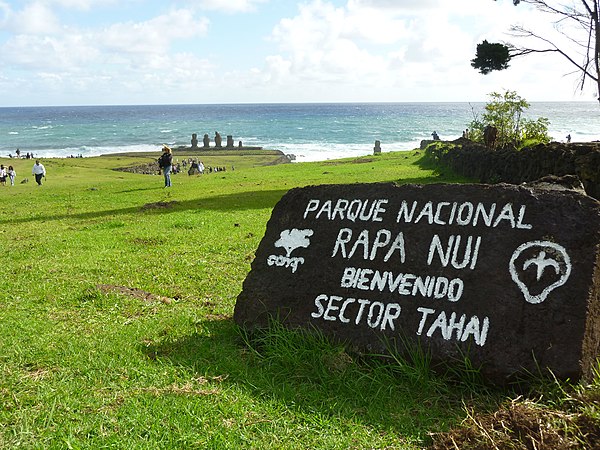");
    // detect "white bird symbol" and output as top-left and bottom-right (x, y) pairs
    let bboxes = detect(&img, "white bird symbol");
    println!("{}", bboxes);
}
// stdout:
(523, 250), (560, 281)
